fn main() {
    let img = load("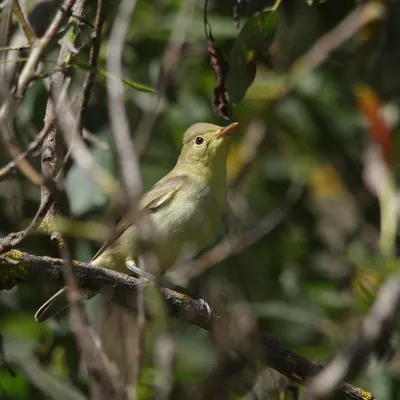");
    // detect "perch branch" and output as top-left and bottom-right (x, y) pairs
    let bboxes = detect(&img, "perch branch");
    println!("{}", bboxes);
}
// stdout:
(0, 250), (374, 400)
